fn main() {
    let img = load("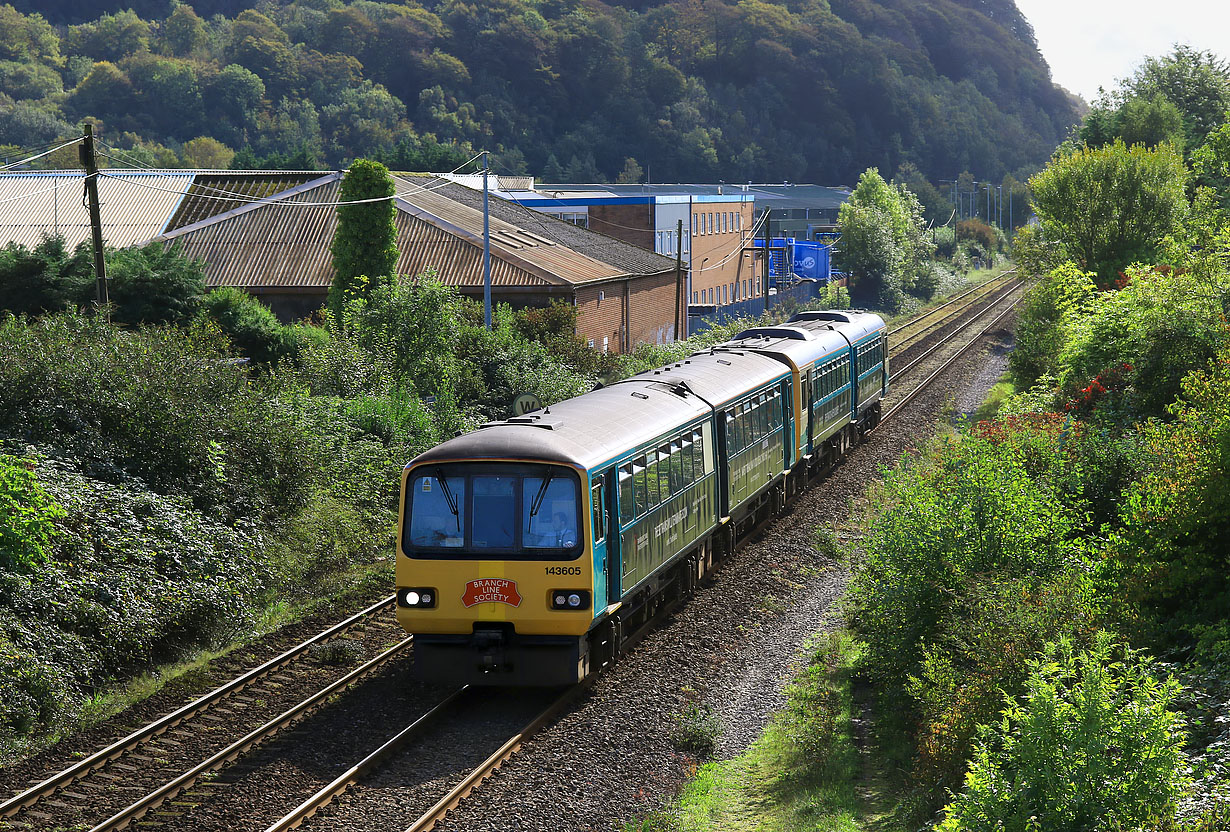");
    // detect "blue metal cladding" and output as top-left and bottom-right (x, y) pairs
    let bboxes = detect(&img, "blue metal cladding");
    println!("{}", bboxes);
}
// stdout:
(751, 238), (832, 283)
